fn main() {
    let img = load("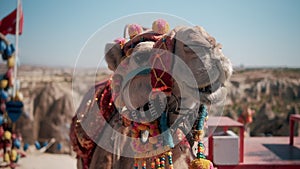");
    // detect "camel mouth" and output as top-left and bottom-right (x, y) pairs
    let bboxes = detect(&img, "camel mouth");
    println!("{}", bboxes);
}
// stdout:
(197, 79), (222, 94)
(184, 76), (227, 104)
(201, 86), (227, 104)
